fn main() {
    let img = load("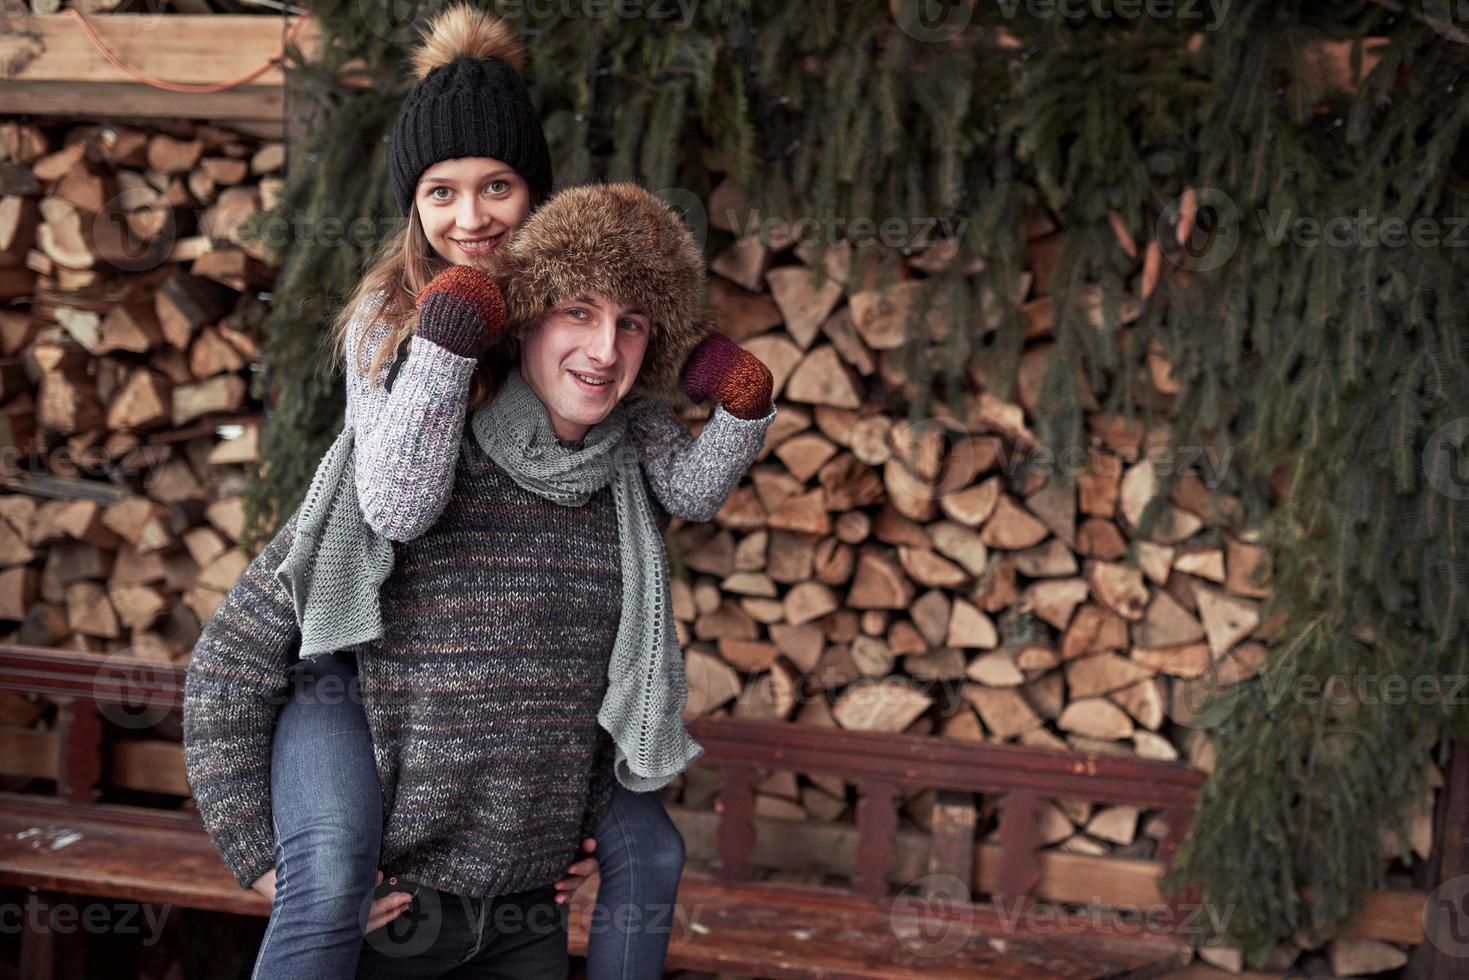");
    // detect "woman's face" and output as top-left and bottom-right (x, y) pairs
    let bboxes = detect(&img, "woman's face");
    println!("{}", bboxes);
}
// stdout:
(519, 292), (651, 444)
(415, 157), (532, 265)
